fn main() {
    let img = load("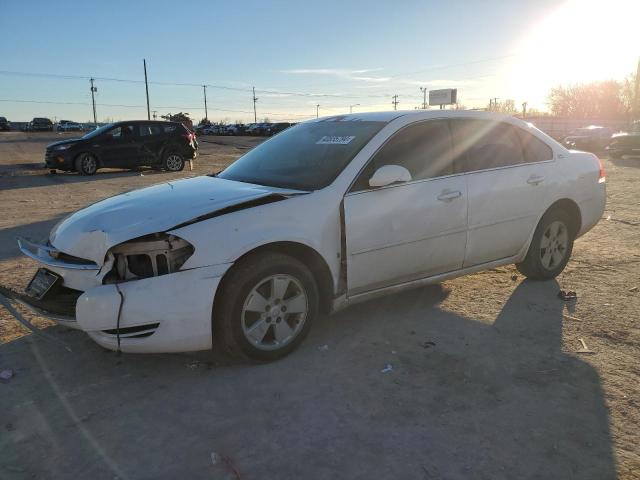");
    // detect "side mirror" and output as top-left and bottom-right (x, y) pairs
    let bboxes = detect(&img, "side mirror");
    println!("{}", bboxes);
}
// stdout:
(369, 165), (412, 188)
